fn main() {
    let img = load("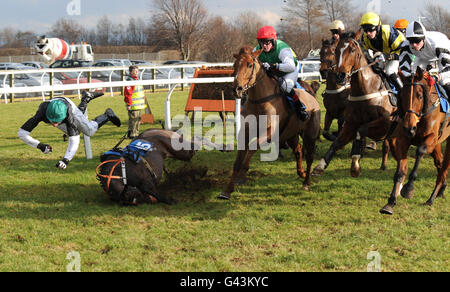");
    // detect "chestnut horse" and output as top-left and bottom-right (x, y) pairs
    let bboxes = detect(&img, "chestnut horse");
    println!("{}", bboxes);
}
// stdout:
(319, 39), (349, 141)
(219, 46), (321, 199)
(312, 31), (395, 178)
(380, 68), (450, 215)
